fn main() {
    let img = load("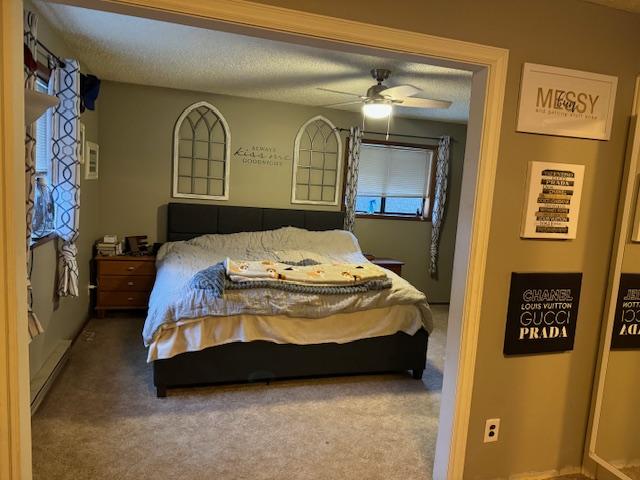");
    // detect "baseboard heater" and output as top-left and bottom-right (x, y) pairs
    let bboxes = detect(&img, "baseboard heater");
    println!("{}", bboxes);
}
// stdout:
(30, 340), (72, 415)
